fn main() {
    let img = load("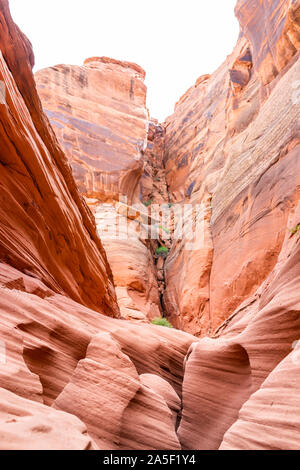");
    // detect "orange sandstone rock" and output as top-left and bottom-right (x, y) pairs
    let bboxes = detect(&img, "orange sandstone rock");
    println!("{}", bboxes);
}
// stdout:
(178, 202), (300, 450)
(0, 0), (119, 318)
(0, 0), (300, 453)
(0, 388), (94, 450)
(35, 58), (163, 322)
(162, 0), (300, 335)
(35, 57), (148, 204)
